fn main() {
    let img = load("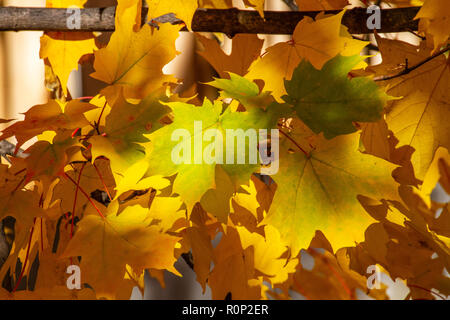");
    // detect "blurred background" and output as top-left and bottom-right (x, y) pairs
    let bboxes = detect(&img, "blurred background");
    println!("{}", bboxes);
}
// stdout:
(0, 0), (425, 299)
